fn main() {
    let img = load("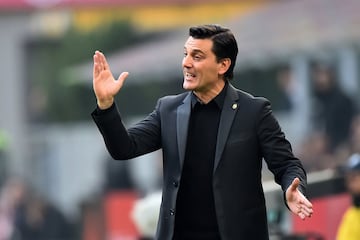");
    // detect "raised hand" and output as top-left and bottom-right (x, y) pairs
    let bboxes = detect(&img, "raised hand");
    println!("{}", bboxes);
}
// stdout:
(285, 178), (313, 220)
(93, 50), (129, 109)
